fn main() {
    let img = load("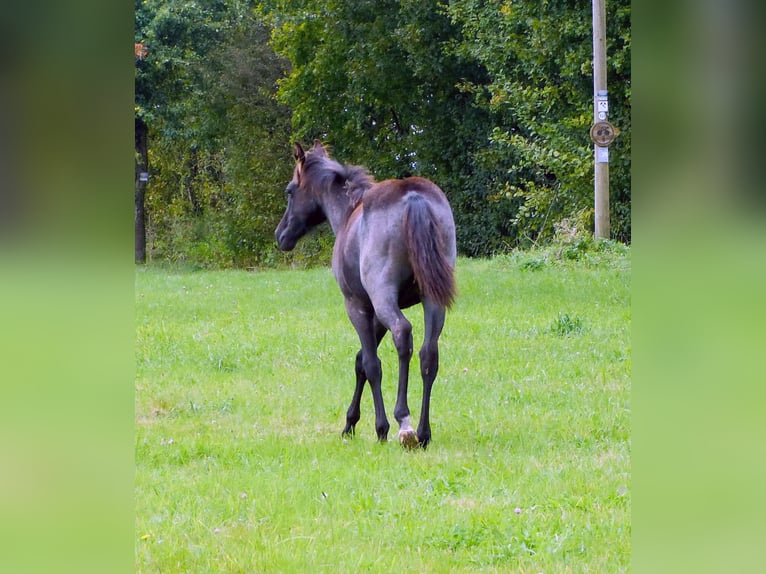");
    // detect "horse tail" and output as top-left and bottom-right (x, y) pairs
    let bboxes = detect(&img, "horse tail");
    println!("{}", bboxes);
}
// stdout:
(403, 194), (456, 309)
